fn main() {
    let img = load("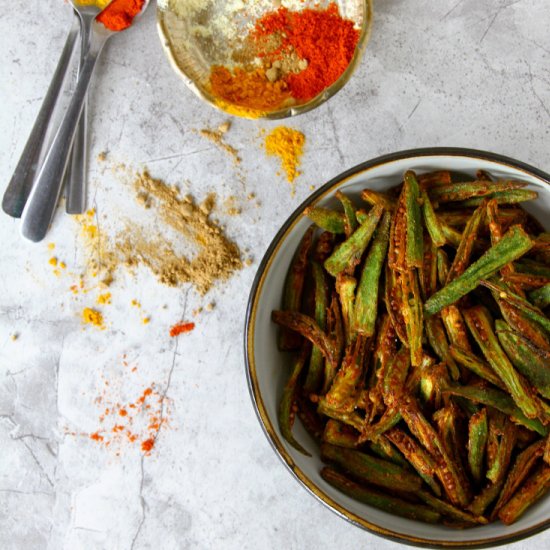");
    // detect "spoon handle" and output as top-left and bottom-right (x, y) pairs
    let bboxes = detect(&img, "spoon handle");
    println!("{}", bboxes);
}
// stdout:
(2, 17), (80, 218)
(66, 11), (94, 215)
(21, 28), (109, 242)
